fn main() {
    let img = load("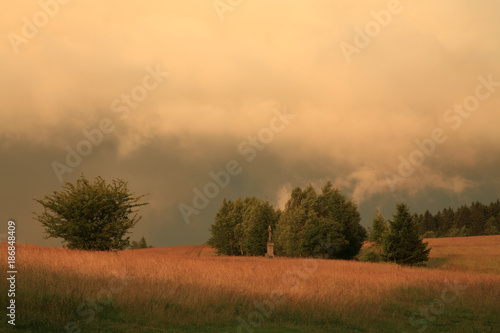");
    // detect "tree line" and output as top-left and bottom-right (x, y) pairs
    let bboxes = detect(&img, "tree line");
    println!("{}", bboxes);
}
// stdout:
(207, 182), (367, 259)
(207, 181), (431, 266)
(34, 174), (496, 262)
(414, 200), (500, 238)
